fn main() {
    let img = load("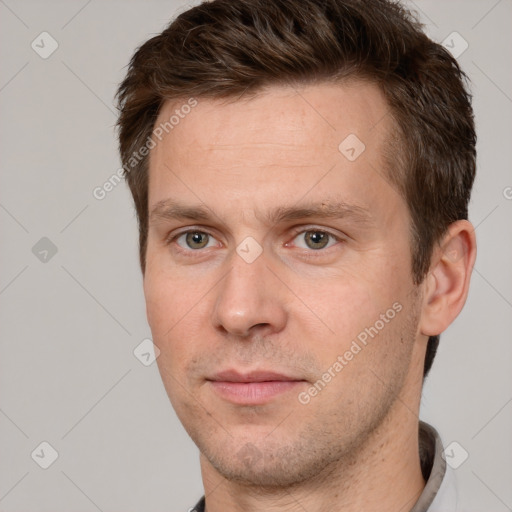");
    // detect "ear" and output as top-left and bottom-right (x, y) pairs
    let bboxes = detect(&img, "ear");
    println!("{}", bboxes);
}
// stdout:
(419, 220), (477, 337)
